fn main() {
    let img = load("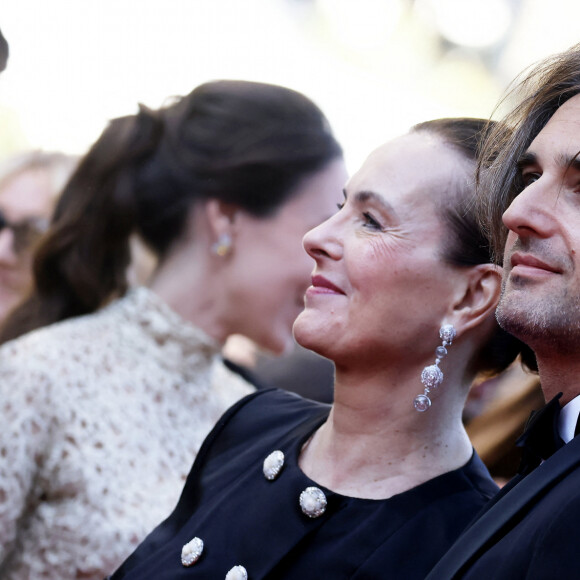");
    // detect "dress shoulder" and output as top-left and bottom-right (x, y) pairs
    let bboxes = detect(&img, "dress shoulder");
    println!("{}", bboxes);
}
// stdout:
(183, 388), (328, 482)
(110, 388), (328, 579)
(215, 388), (329, 440)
